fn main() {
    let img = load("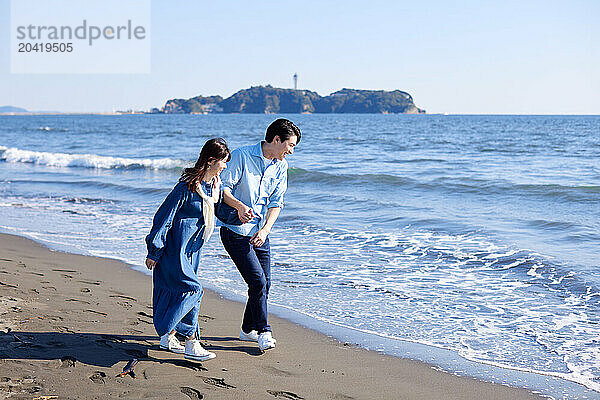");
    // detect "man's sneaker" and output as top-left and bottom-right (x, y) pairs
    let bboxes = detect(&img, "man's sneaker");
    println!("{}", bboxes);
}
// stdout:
(258, 331), (276, 352)
(239, 329), (259, 342)
(184, 339), (216, 362)
(159, 333), (184, 354)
